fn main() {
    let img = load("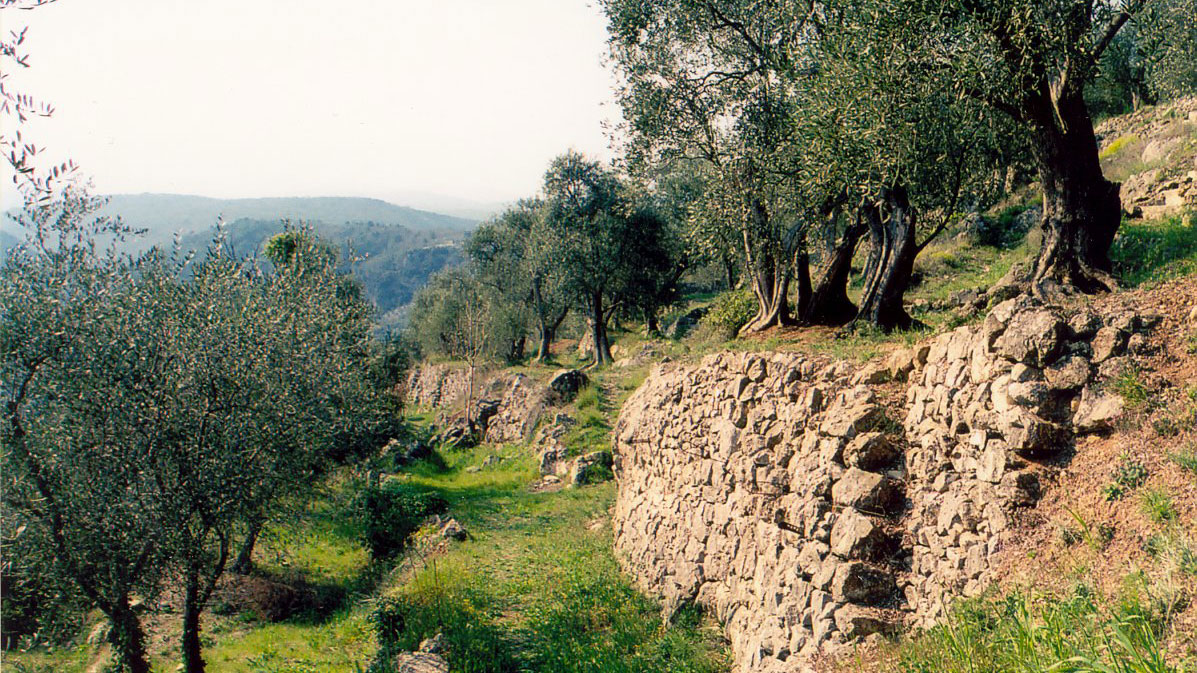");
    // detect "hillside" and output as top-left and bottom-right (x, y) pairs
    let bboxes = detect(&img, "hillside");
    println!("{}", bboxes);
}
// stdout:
(178, 218), (463, 325)
(2, 194), (475, 251)
(3, 194), (476, 327)
(8, 100), (1197, 673)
